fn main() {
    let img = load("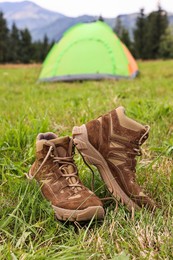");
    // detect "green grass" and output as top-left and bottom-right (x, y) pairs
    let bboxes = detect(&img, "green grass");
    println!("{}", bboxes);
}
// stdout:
(0, 60), (173, 259)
